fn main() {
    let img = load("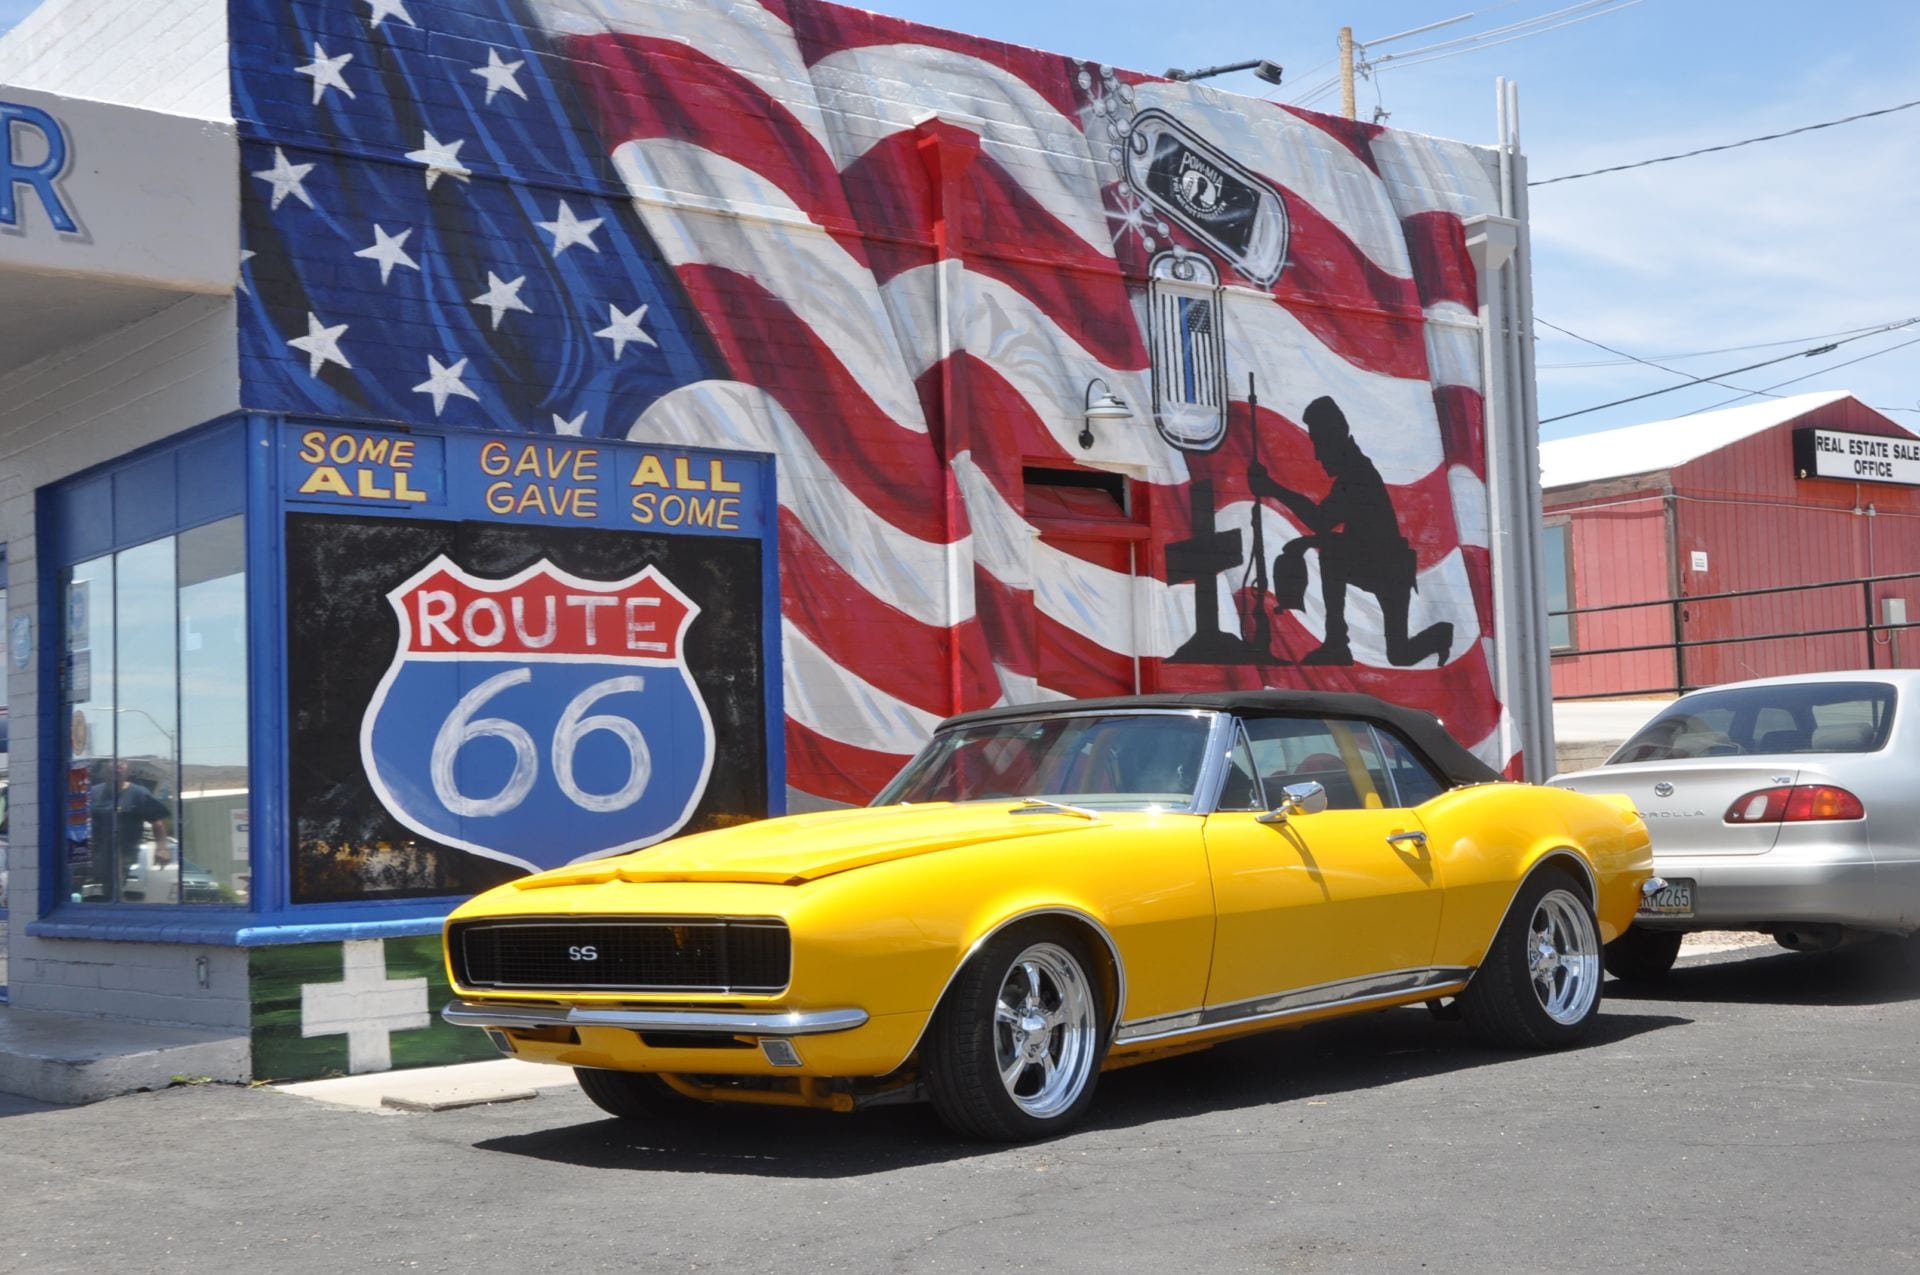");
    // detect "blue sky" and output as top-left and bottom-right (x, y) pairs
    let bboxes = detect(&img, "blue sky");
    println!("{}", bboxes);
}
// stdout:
(3, 0), (1914, 438)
